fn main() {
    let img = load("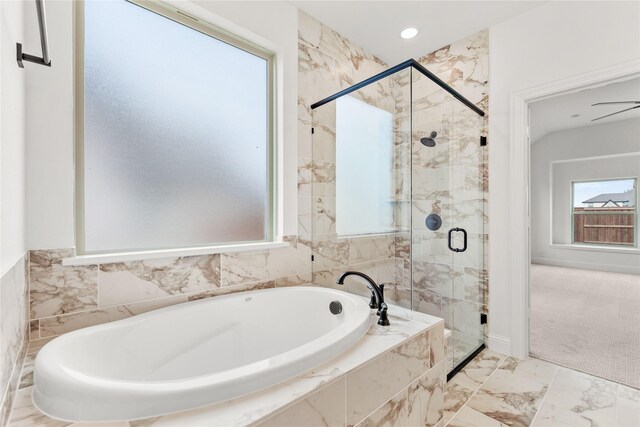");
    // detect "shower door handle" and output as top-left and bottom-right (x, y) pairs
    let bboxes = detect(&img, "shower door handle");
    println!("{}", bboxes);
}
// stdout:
(448, 227), (467, 253)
